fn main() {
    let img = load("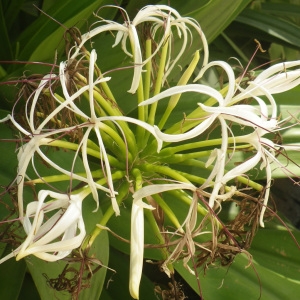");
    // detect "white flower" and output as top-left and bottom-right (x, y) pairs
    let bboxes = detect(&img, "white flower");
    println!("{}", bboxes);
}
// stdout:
(71, 5), (208, 93)
(234, 60), (300, 100)
(129, 182), (195, 299)
(3, 49), (163, 219)
(0, 190), (87, 264)
(15, 134), (113, 218)
(140, 60), (300, 223)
